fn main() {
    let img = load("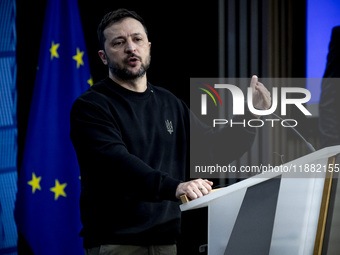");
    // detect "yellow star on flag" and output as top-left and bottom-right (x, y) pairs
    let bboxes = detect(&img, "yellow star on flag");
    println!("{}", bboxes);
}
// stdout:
(50, 179), (67, 200)
(28, 172), (42, 194)
(87, 76), (93, 86)
(50, 41), (60, 60)
(72, 47), (84, 68)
